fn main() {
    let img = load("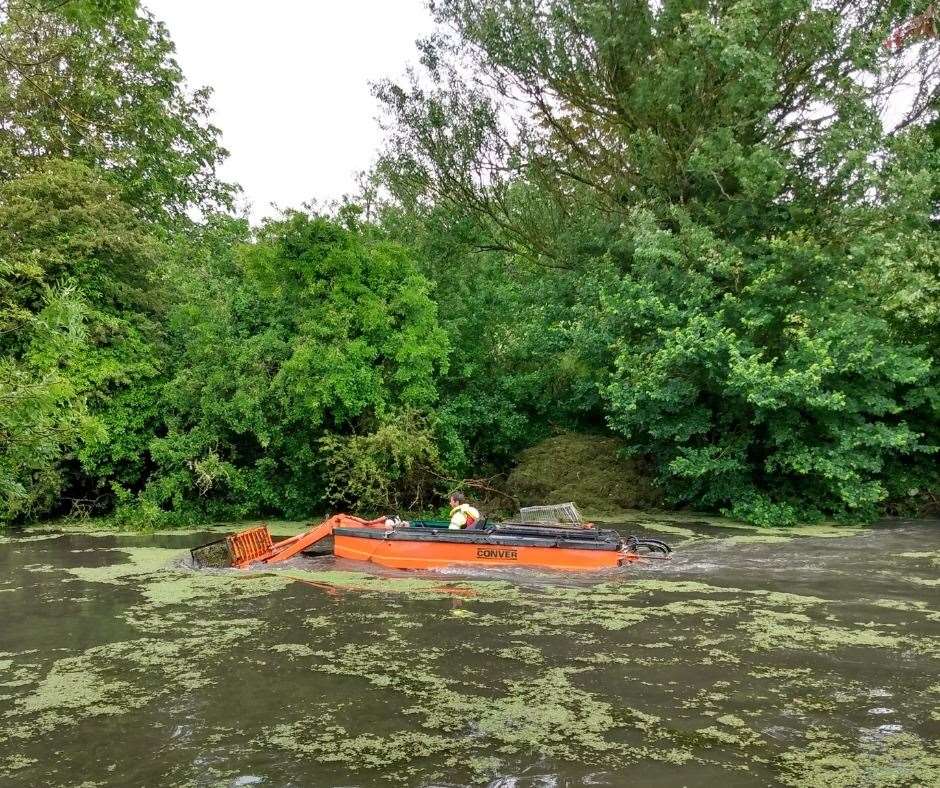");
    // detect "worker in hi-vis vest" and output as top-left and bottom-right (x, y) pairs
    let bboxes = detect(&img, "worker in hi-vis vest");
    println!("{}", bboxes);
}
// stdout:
(448, 492), (481, 529)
